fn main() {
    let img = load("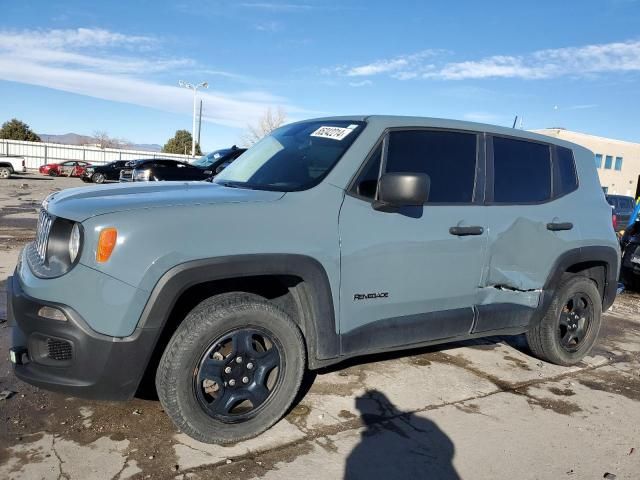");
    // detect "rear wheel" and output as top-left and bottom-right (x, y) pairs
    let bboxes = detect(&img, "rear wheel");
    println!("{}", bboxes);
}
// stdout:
(0, 167), (11, 179)
(526, 276), (602, 366)
(156, 292), (305, 444)
(92, 172), (106, 184)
